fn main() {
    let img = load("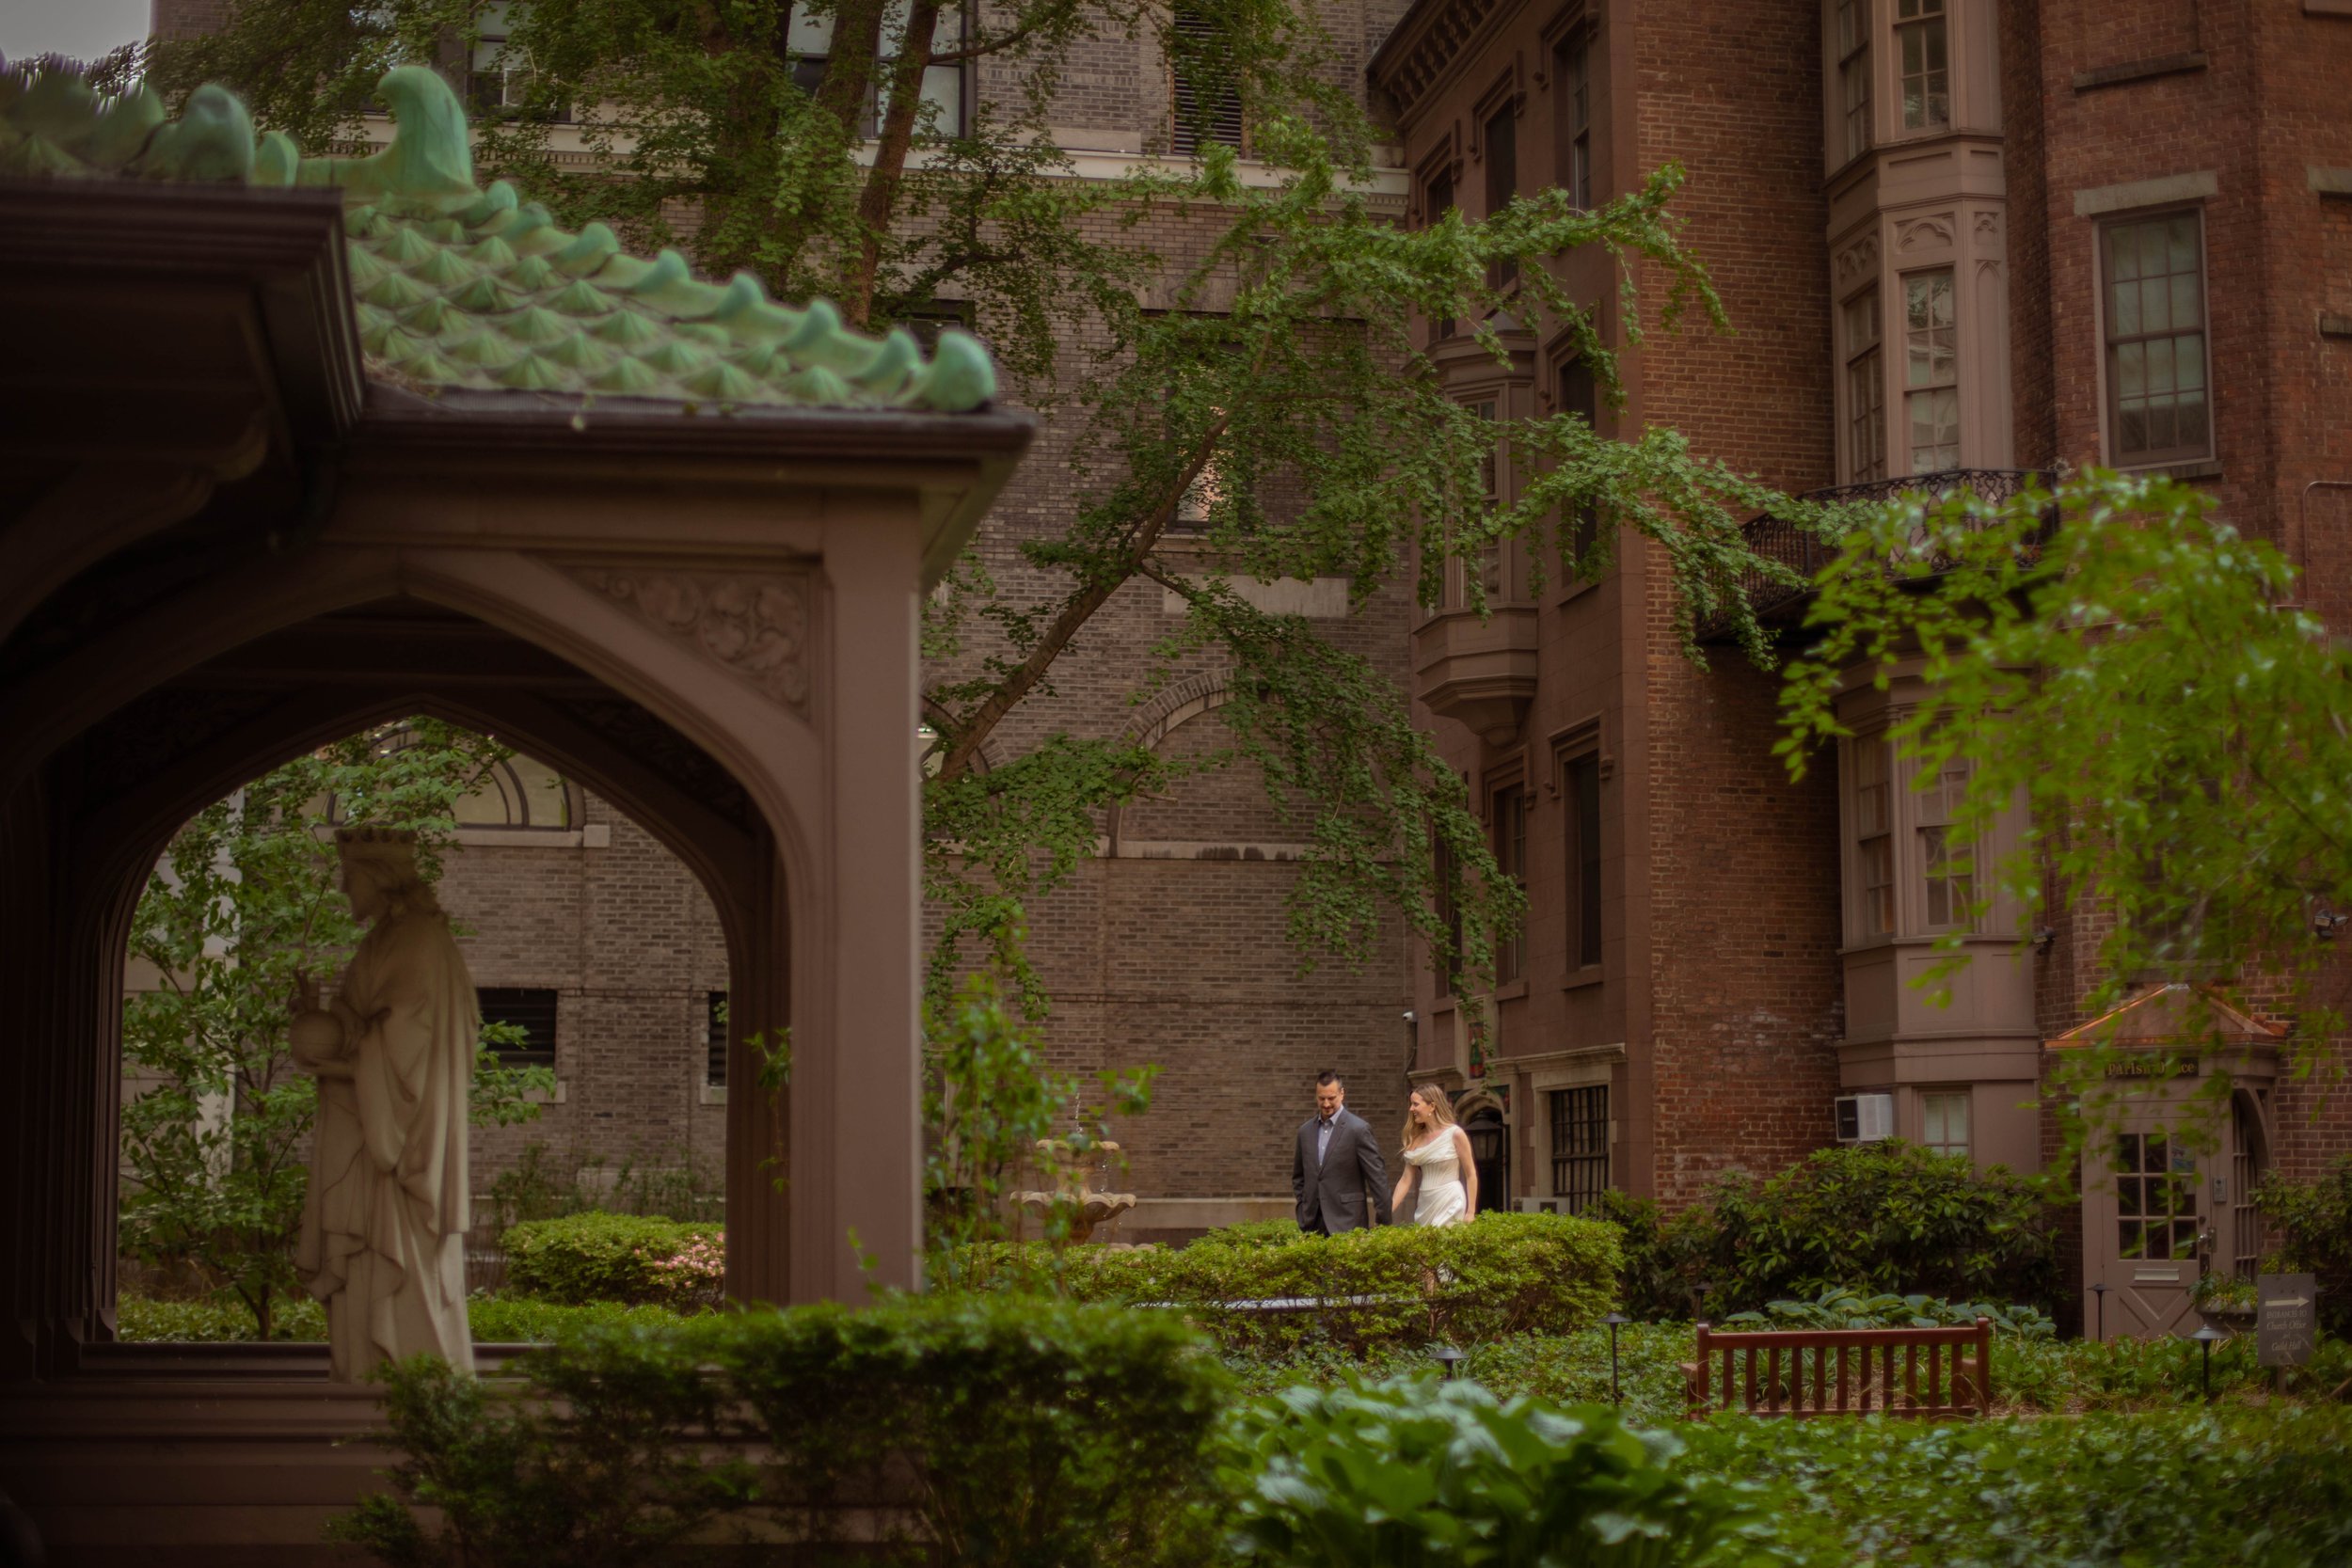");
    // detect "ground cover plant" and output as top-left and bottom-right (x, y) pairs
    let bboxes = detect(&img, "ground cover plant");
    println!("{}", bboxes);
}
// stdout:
(2256, 1154), (2352, 1335)
(501, 1212), (726, 1309)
